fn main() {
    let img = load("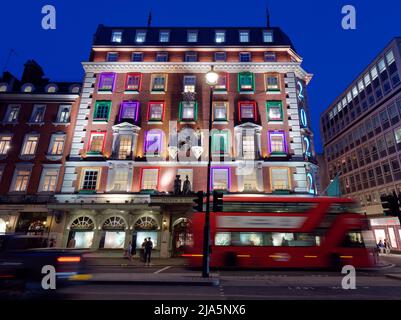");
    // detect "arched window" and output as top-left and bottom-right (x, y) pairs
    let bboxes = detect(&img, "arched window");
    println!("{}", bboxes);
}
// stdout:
(46, 84), (58, 93)
(0, 83), (8, 92)
(69, 84), (81, 94)
(134, 216), (158, 230)
(102, 216), (126, 230)
(21, 83), (35, 93)
(70, 216), (94, 230)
